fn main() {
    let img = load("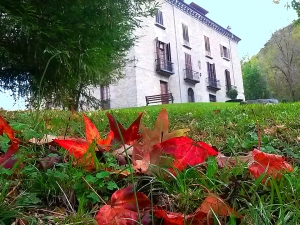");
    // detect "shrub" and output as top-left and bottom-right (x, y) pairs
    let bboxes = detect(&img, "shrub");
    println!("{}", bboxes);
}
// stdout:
(227, 88), (238, 100)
